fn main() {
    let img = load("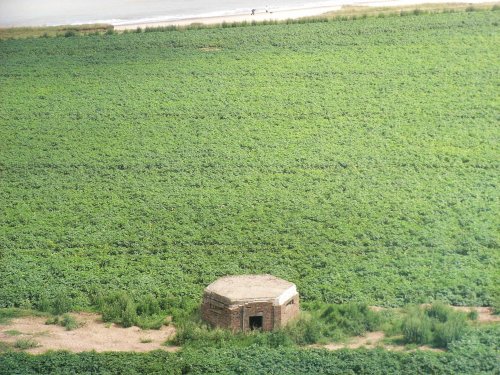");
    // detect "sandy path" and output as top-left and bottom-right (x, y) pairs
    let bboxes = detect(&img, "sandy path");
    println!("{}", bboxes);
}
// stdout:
(0, 313), (178, 354)
(449, 306), (500, 323)
(310, 331), (444, 352)
(0, 306), (496, 354)
(114, 0), (497, 30)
